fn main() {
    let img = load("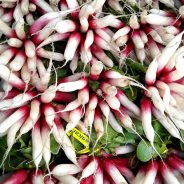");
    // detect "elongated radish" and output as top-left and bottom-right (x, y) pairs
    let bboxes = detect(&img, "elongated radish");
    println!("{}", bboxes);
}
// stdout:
(9, 50), (26, 71)
(115, 145), (136, 155)
(90, 60), (104, 80)
(37, 32), (70, 48)
(102, 158), (128, 184)
(32, 120), (43, 171)
(24, 40), (36, 58)
(41, 118), (51, 170)
(157, 31), (184, 74)
(57, 78), (87, 92)
(0, 48), (17, 65)
(30, 0), (53, 13)
(142, 161), (159, 184)
(37, 48), (64, 61)
(91, 44), (113, 67)
(159, 162), (180, 184)
(66, 107), (83, 133)
(80, 158), (98, 180)
(0, 18), (16, 37)
(141, 97), (155, 144)
(0, 106), (29, 134)
(29, 169), (44, 184)
(64, 32), (81, 61)
(51, 164), (81, 176)
(116, 90), (140, 117)
(2, 169), (28, 184)
(53, 115), (78, 165)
